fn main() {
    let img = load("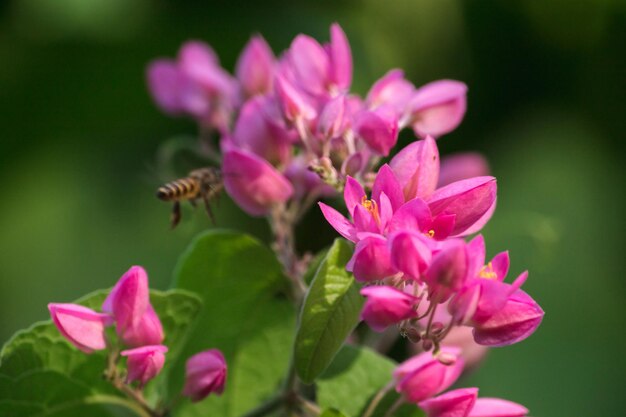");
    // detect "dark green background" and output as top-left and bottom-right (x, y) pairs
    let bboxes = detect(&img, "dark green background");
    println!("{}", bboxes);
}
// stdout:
(1, 1), (624, 416)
